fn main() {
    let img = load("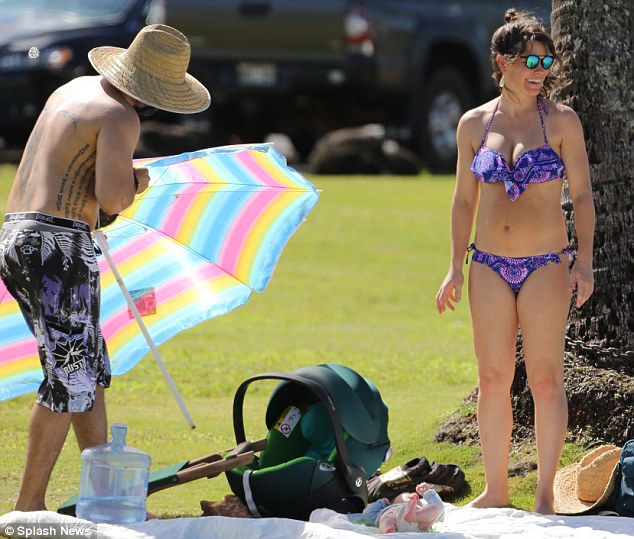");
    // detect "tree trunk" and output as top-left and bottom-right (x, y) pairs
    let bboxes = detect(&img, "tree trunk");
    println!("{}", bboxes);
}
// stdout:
(514, 0), (634, 444)
(552, 0), (634, 352)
